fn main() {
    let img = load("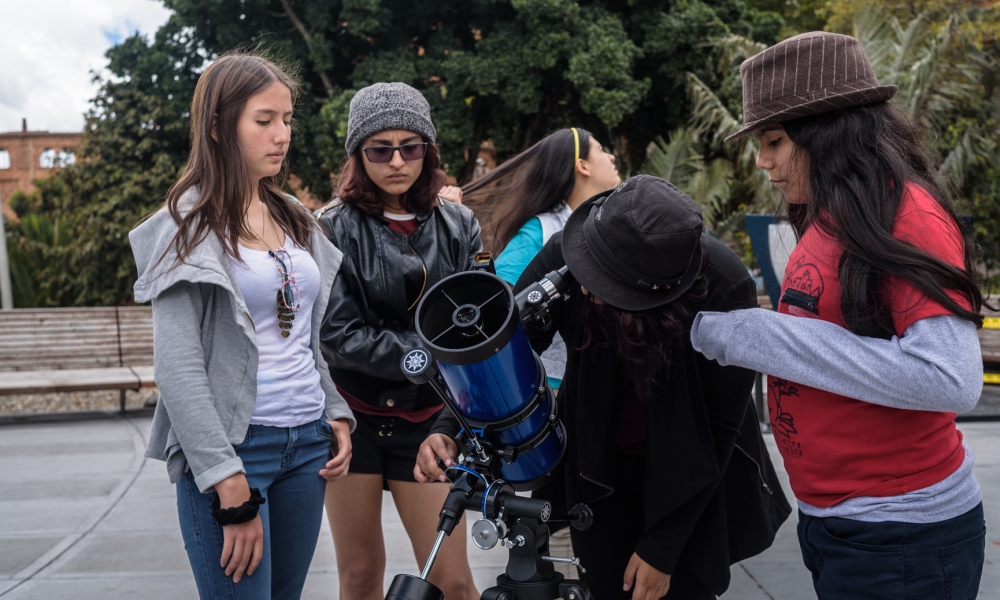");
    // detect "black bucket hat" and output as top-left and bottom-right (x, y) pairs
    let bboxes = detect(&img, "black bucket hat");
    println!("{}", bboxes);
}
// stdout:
(562, 175), (704, 311)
